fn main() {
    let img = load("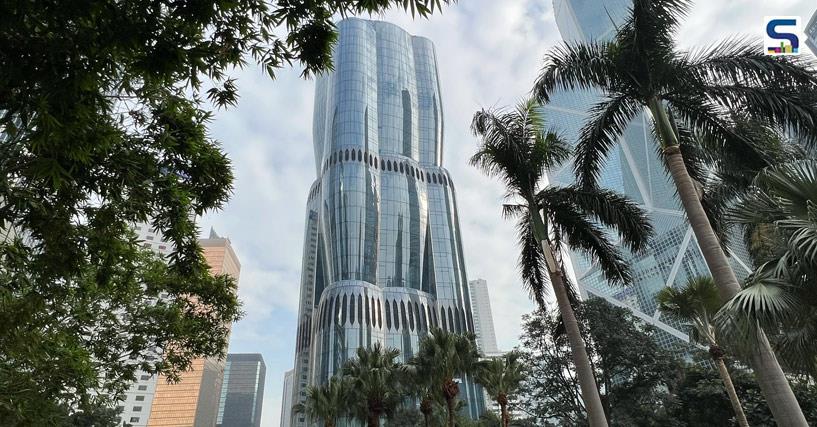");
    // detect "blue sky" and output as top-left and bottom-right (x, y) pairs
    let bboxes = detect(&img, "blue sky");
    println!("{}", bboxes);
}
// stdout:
(196, 1), (816, 425)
